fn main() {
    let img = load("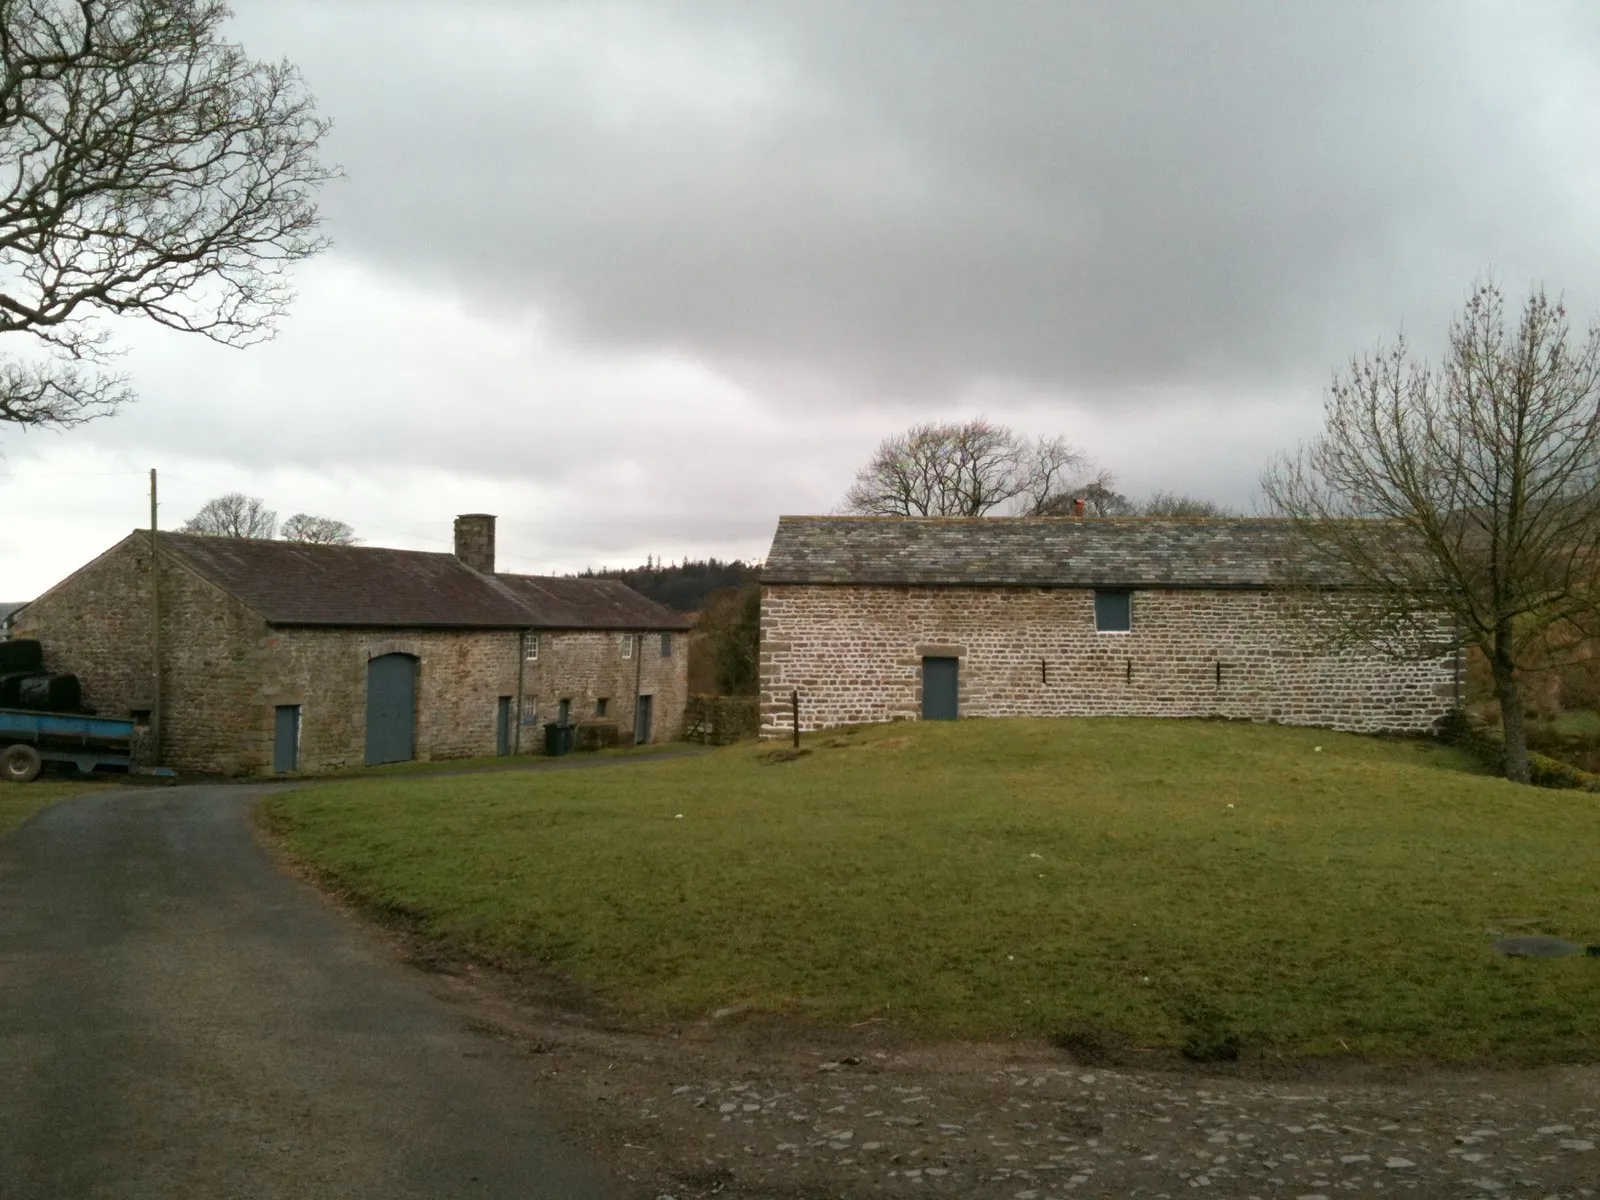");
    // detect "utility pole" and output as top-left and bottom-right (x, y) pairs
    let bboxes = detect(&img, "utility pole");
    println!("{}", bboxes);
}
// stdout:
(150, 468), (161, 765)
